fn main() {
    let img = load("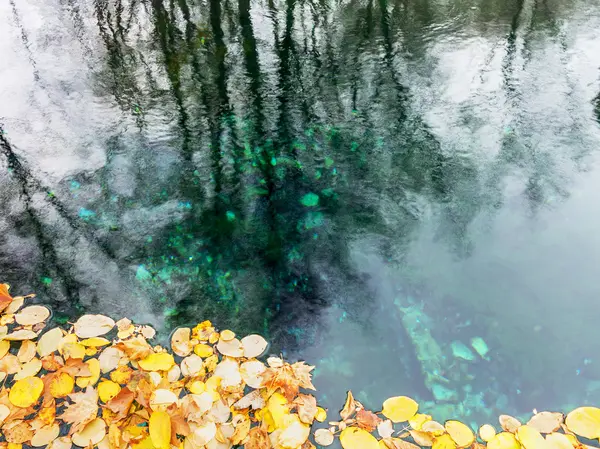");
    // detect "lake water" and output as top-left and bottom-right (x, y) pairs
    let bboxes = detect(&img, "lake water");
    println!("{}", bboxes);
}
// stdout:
(2, 0), (600, 430)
